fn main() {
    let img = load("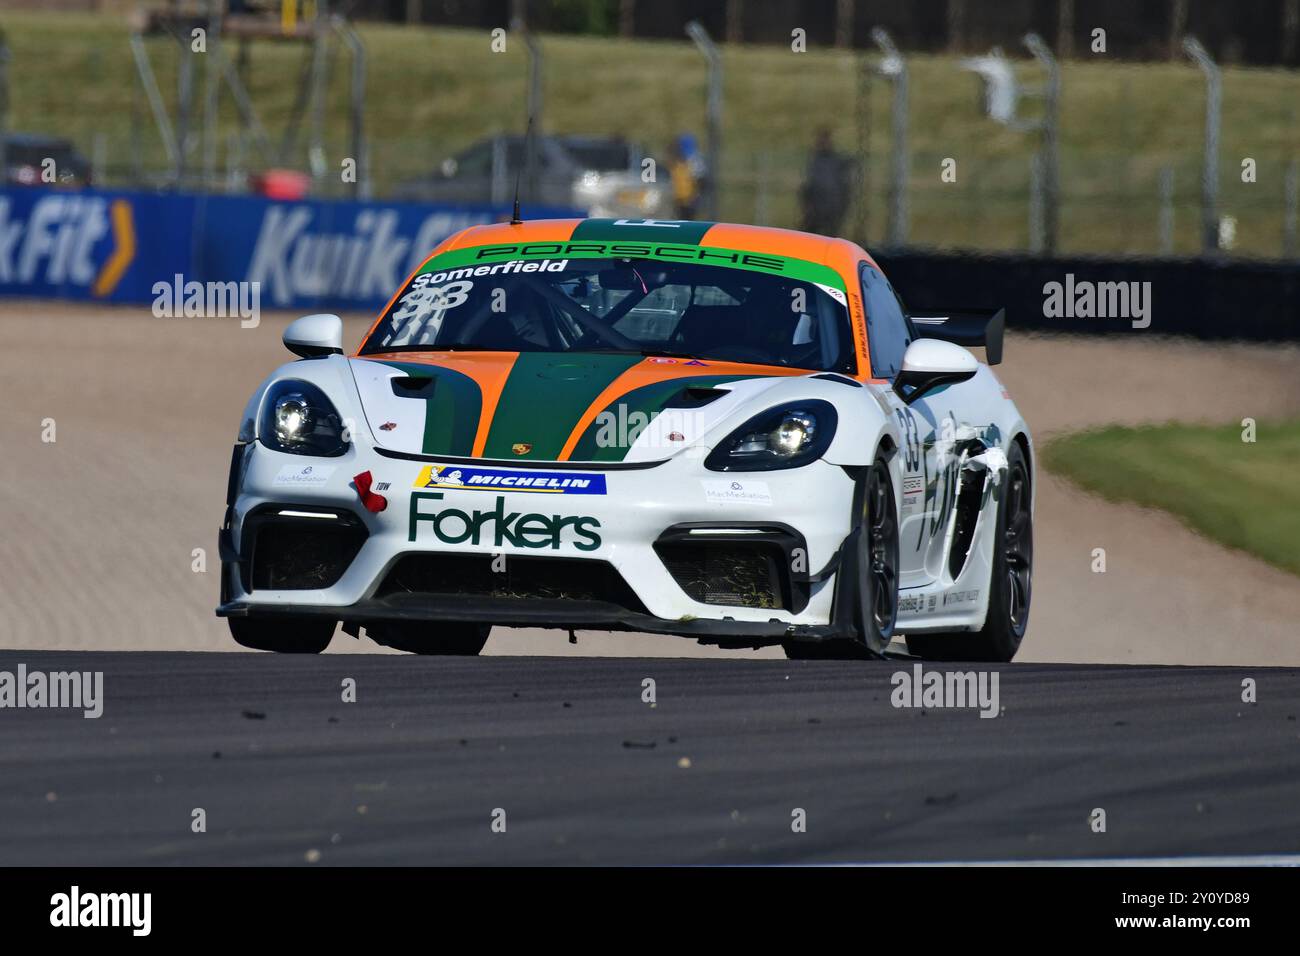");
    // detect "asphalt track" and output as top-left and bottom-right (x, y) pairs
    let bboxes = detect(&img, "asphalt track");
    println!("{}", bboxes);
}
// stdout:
(1, 651), (1297, 865)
